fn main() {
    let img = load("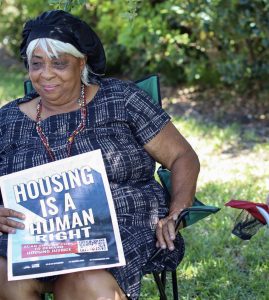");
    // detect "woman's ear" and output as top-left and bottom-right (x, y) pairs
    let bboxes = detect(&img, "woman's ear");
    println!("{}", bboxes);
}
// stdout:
(80, 57), (87, 72)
